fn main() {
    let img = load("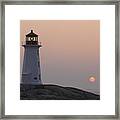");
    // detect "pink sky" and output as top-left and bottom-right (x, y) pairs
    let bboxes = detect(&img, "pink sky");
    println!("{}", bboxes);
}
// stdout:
(20, 20), (100, 94)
